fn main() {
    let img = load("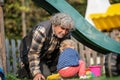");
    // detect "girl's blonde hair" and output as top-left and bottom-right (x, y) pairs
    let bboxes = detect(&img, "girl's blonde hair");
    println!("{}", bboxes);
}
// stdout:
(60, 39), (76, 52)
